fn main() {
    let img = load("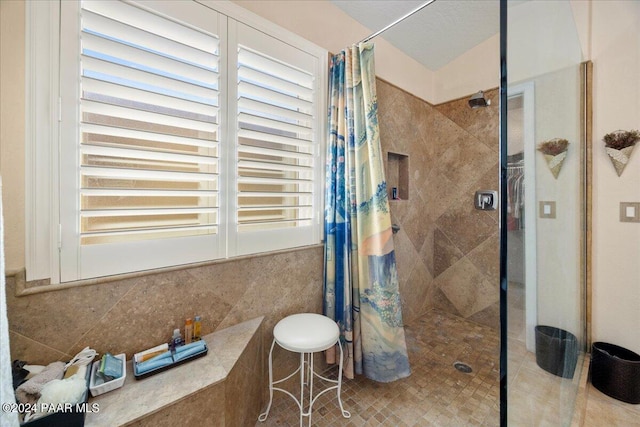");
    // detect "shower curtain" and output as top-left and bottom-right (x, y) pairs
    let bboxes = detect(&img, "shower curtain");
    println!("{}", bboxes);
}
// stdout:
(323, 44), (410, 383)
(1, 178), (19, 426)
